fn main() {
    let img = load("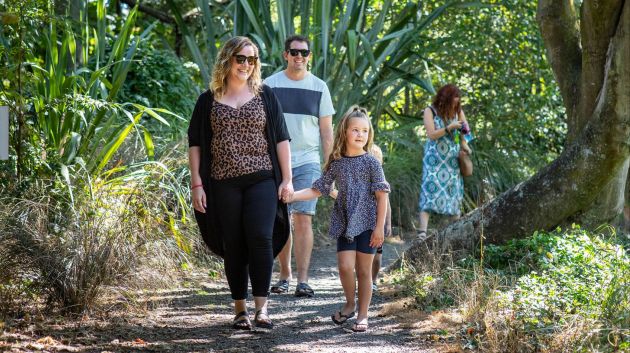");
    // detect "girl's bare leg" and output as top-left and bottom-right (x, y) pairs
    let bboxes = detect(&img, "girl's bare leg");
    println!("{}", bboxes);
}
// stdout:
(355, 251), (375, 323)
(336, 250), (357, 315)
